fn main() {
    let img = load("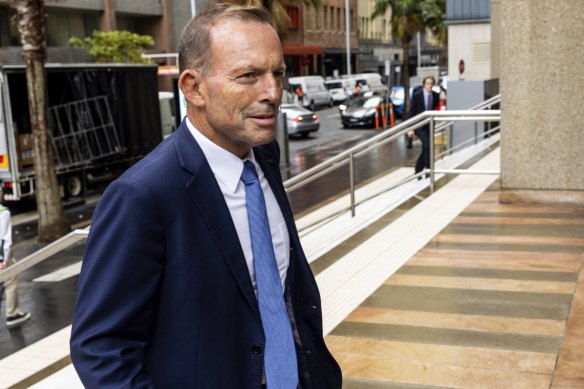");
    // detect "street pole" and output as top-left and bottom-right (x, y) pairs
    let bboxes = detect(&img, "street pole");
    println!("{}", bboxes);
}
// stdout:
(190, 0), (196, 17)
(345, 0), (351, 76)
(417, 32), (421, 69)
